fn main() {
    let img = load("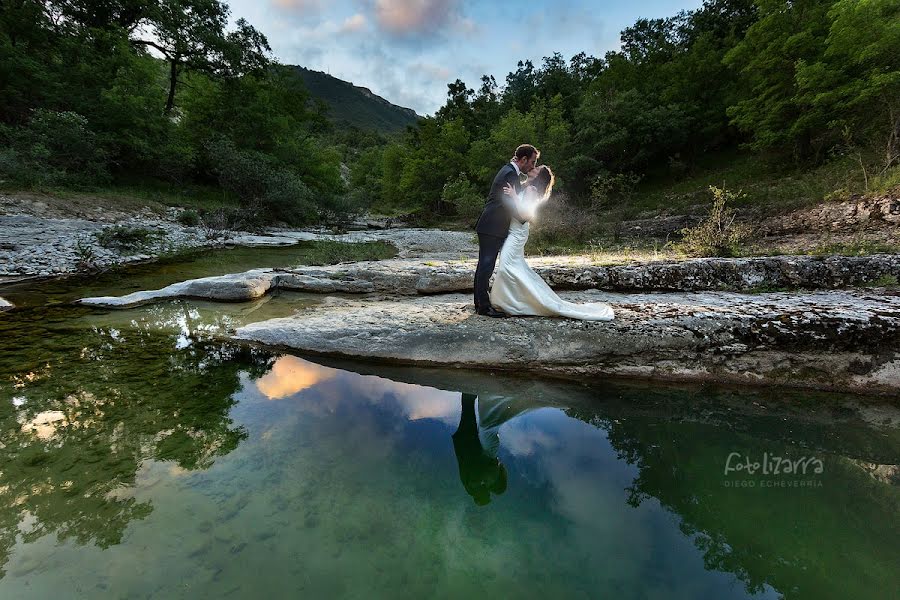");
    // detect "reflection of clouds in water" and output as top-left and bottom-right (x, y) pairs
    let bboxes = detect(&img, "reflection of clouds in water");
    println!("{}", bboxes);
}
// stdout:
(500, 410), (651, 560)
(19, 410), (68, 440)
(497, 413), (561, 457)
(255, 355), (337, 399)
(253, 355), (459, 425)
(342, 375), (459, 425)
(498, 411), (753, 597)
